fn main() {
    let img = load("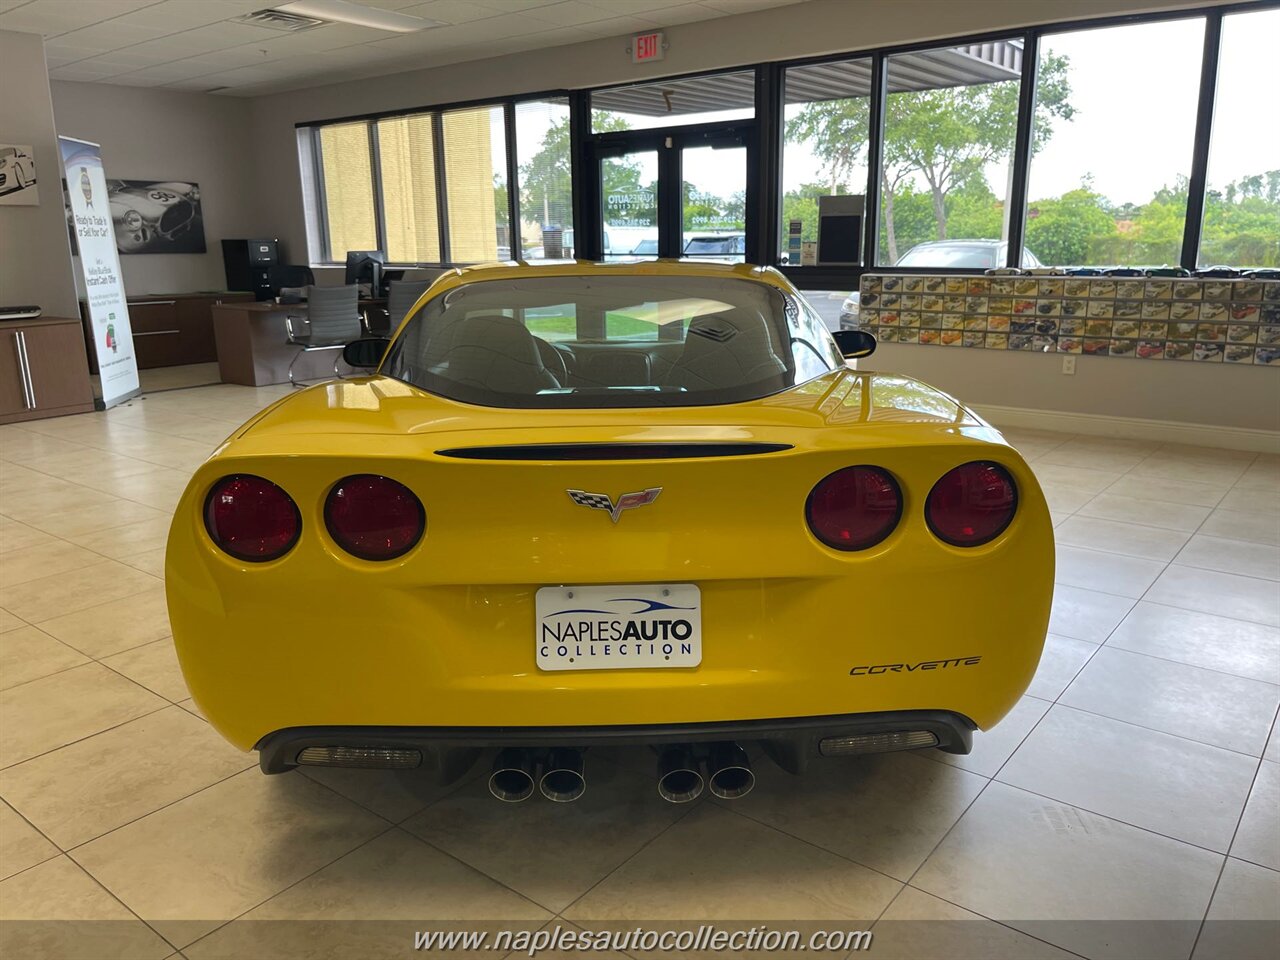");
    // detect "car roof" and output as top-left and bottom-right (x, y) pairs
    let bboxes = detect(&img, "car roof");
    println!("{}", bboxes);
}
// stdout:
(399, 260), (792, 324)
(448, 259), (783, 284)
(910, 239), (1003, 248)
